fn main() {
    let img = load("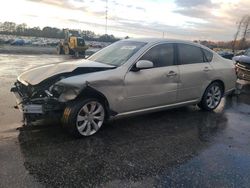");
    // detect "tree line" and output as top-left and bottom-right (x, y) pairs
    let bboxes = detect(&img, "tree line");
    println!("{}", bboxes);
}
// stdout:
(0, 21), (120, 42)
(194, 40), (250, 51)
(0, 19), (249, 50)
